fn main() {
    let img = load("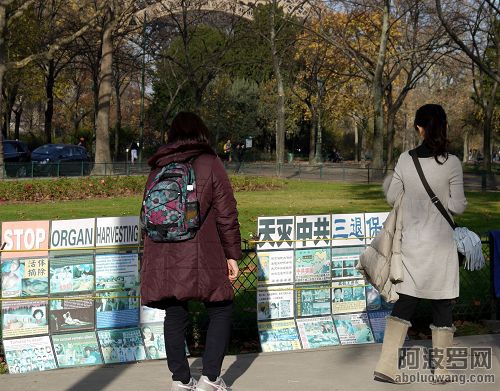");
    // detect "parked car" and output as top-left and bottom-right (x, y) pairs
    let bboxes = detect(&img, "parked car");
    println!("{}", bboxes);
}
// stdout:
(2, 139), (31, 177)
(31, 144), (91, 176)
